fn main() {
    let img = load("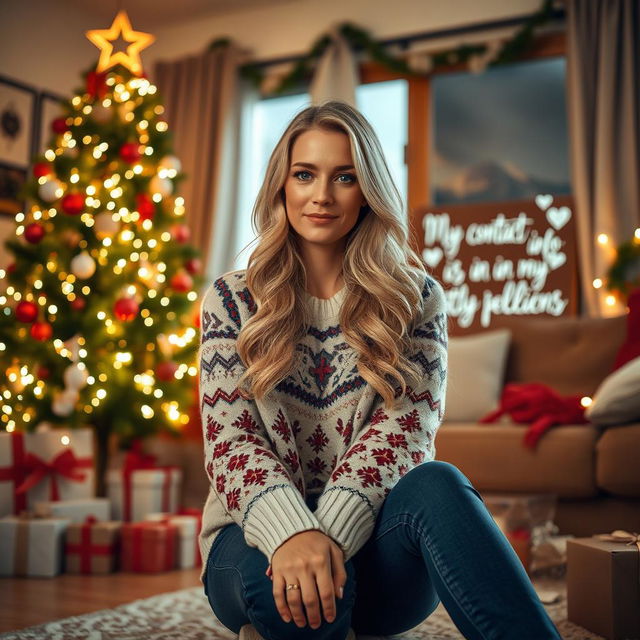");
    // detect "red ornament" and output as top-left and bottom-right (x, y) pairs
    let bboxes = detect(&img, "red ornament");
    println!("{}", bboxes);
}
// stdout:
(135, 193), (155, 221)
(170, 271), (193, 293)
(120, 142), (141, 163)
(33, 162), (52, 179)
(7, 262), (16, 274)
(114, 296), (139, 321)
(25, 222), (45, 244)
(86, 70), (109, 99)
(170, 224), (190, 243)
(61, 193), (85, 215)
(52, 117), (69, 135)
(194, 308), (201, 329)
(36, 365), (51, 380)
(71, 297), (86, 311)
(155, 360), (179, 382)
(16, 301), (38, 323)
(185, 257), (202, 275)
(30, 321), (53, 341)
